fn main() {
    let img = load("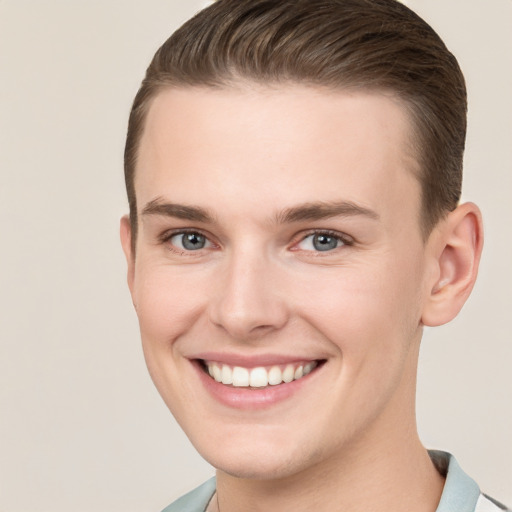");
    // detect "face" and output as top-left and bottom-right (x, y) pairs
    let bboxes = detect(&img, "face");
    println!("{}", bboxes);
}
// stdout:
(122, 85), (434, 480)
